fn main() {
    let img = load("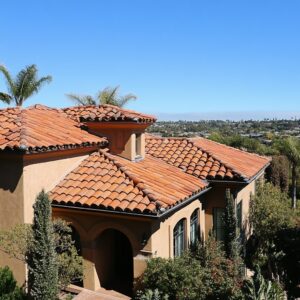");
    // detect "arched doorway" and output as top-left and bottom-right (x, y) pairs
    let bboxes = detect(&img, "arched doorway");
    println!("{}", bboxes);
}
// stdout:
(95, 229), (133, 296)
